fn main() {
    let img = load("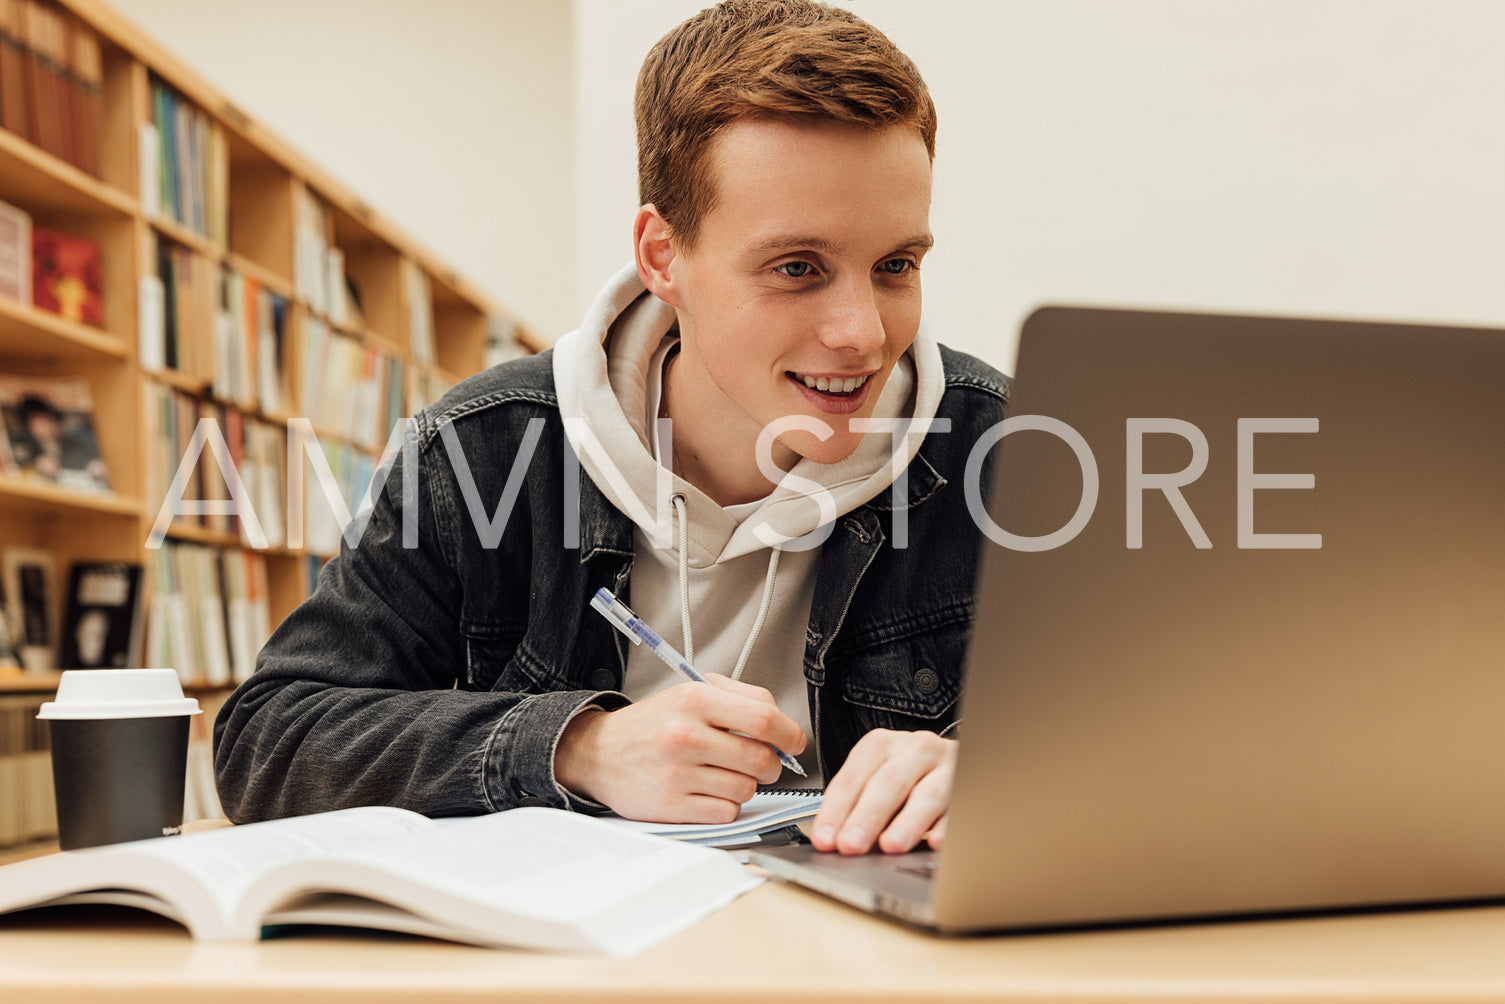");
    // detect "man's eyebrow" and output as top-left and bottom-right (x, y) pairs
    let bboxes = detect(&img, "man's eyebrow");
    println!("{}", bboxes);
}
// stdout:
(741, 233), (936, 255)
